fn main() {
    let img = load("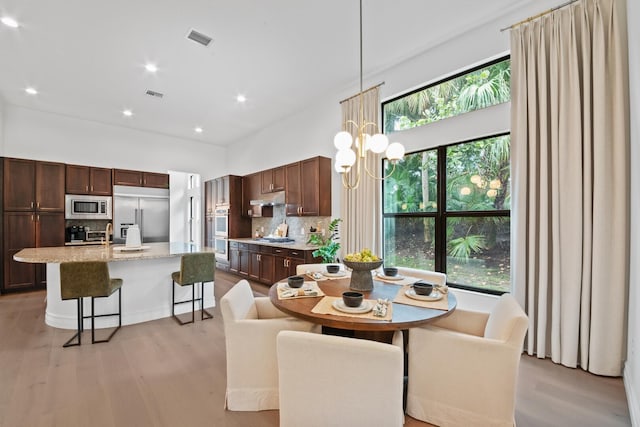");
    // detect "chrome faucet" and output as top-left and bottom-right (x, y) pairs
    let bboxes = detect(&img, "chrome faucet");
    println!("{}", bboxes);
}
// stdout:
(104, 223), (112, 247)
